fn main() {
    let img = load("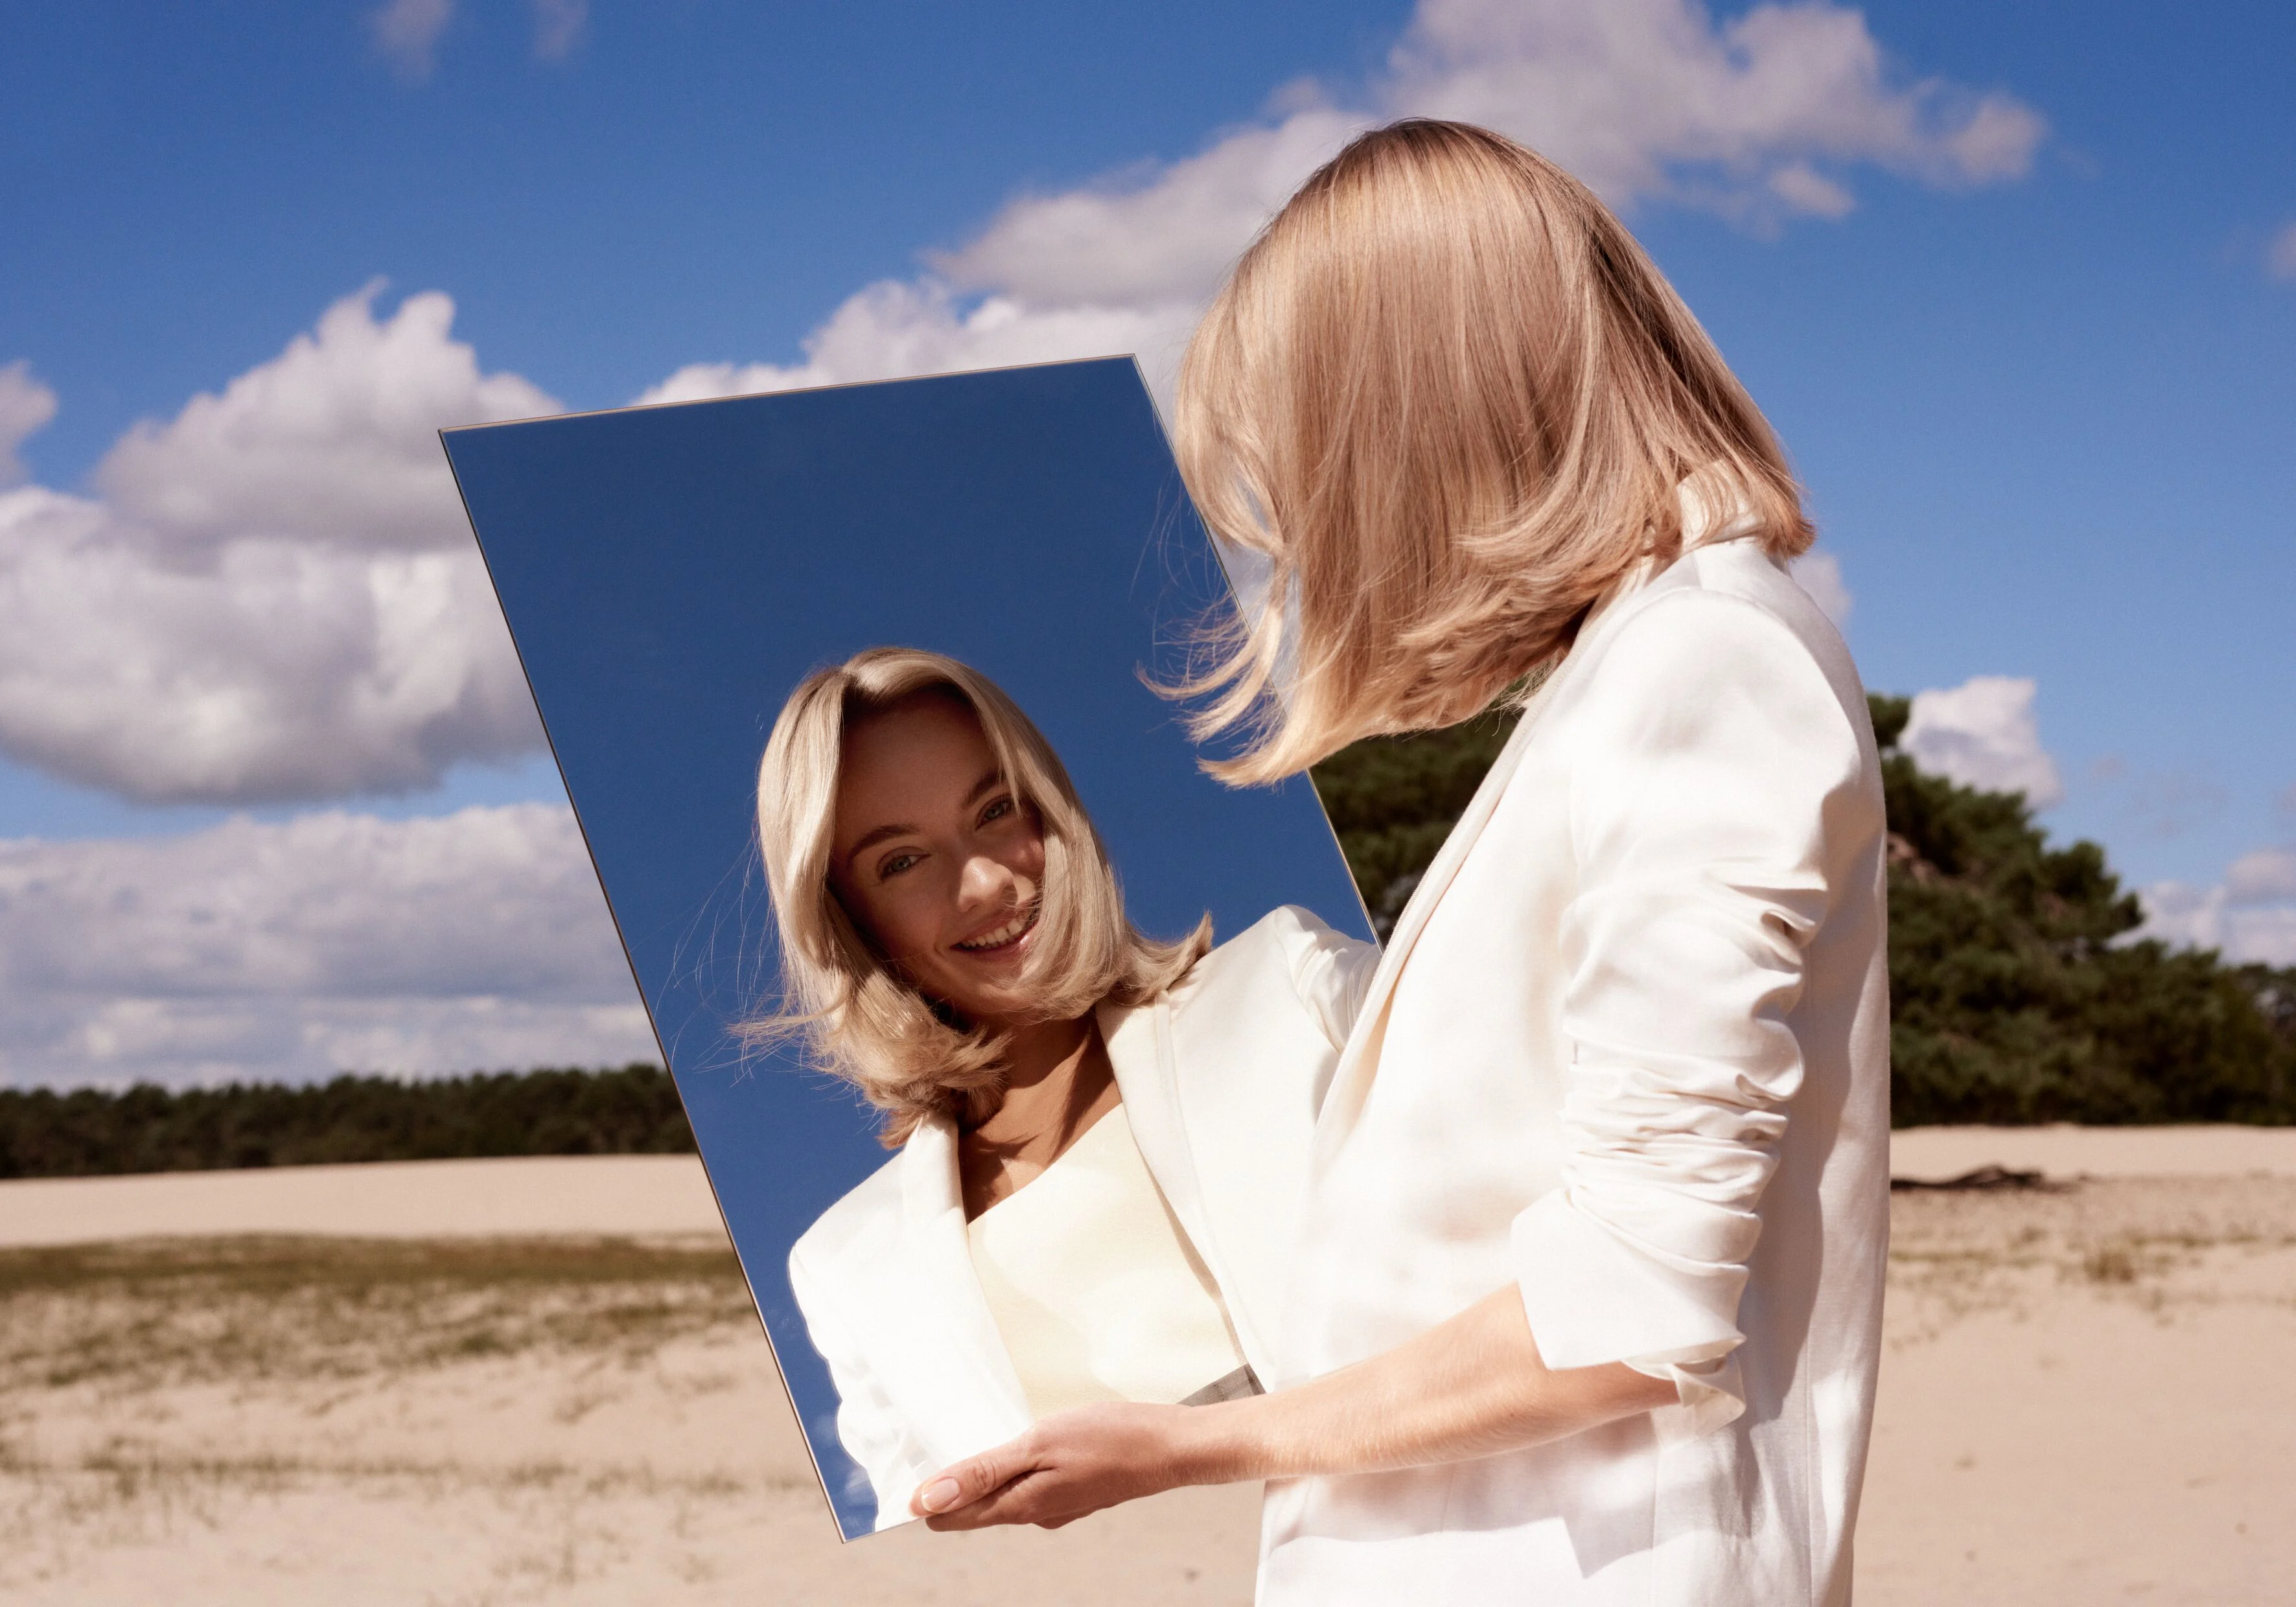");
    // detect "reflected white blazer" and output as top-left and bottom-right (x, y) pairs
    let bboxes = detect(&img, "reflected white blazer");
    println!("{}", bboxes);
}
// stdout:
(787, 906), (1377, 1529)
(1259, 531), (1890, 1606)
